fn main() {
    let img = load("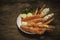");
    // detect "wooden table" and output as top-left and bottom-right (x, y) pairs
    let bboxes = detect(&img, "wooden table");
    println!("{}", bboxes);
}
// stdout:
(0, 0), (60, 40)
